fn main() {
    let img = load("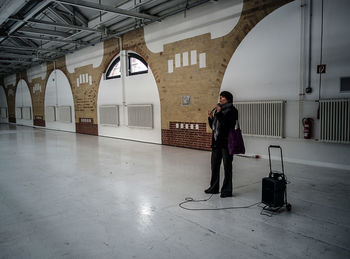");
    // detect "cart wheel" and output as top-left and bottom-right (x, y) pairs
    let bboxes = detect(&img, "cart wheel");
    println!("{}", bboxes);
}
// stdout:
(286, 203), (292, 211)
